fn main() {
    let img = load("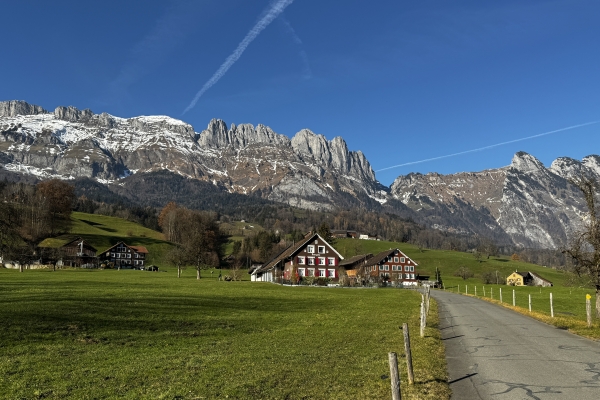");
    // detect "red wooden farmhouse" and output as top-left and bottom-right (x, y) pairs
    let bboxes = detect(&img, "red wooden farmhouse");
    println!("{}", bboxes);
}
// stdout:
(363, 248), (419, 286)
(251, 232), (344, 283)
